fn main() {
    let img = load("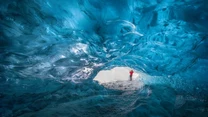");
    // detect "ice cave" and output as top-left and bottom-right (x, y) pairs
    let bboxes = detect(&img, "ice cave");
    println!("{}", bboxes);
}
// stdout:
(0, 0), (208, 117)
